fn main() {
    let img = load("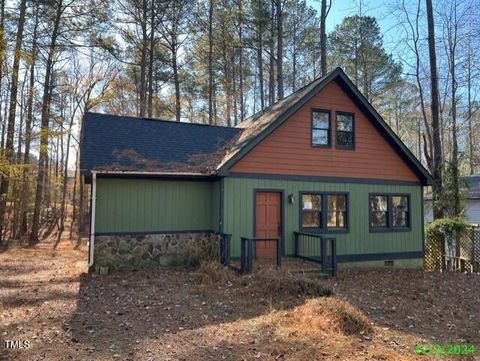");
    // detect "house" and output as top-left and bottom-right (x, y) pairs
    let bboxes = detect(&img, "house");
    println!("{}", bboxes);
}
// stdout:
(425, 174), (480, 225)
(80, 67), (432, 271)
